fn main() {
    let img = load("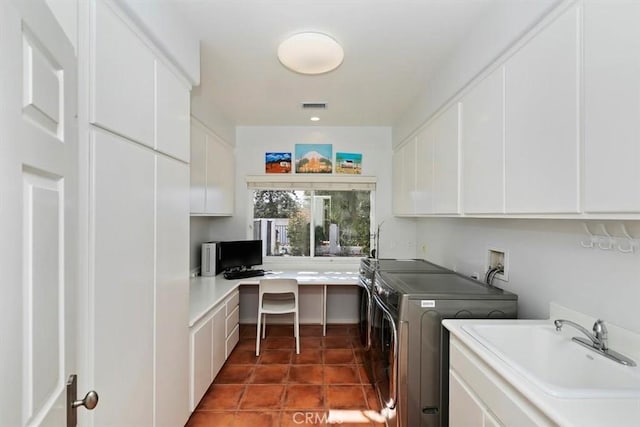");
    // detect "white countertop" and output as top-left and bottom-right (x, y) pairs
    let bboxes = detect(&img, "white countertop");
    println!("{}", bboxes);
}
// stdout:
(444, 318), (640, 427)
(189, 270), (359, 326)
